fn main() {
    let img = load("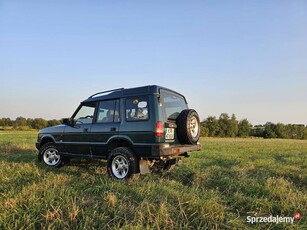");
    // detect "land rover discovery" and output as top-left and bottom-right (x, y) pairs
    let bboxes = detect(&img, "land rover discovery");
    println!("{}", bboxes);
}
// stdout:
(36, 85), (201, 179)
